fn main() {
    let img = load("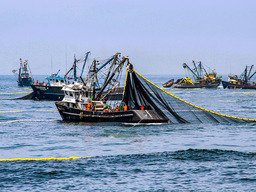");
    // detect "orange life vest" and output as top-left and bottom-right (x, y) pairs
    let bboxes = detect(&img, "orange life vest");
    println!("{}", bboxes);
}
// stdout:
(123, 105), (128, 111)
(86, 103), (92, 111)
